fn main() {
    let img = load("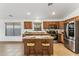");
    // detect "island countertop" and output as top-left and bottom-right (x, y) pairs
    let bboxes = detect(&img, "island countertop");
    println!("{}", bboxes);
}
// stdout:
(22, 31), (49, 37)
(23, 35), (54, 39)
